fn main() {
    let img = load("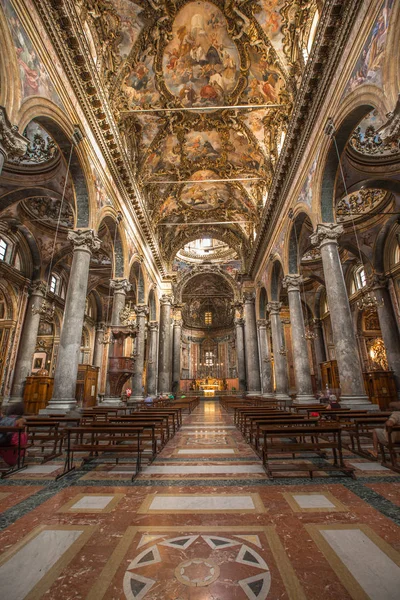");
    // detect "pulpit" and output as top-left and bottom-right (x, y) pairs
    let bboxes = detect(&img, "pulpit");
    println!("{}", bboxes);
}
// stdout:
(76, 364), (99, 408)
(24, 371), (54, 414)
(363, 370), (397, 409)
